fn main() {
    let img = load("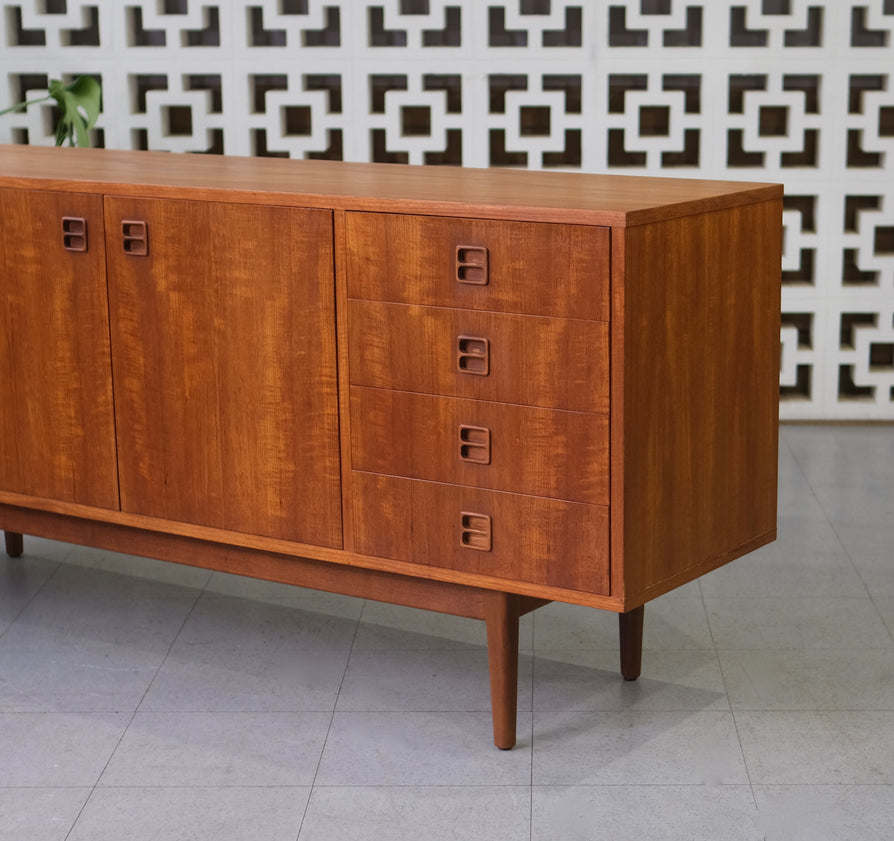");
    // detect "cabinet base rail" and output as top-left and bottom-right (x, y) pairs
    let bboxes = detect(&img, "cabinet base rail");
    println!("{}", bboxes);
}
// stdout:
(1, 515), (642, 750)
